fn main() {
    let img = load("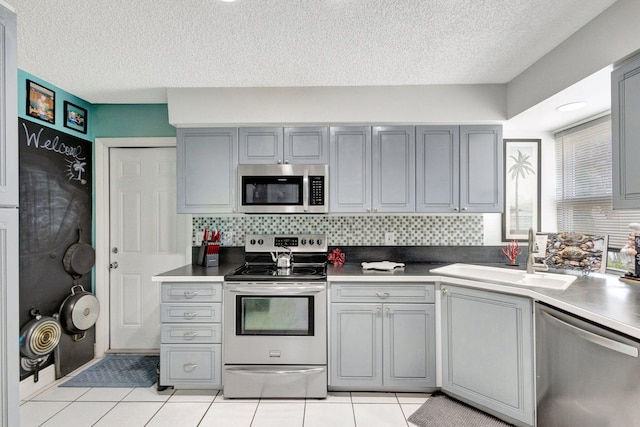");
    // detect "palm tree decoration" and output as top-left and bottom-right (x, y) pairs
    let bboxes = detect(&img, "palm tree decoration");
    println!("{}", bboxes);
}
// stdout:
(508, 150), (535, 232)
